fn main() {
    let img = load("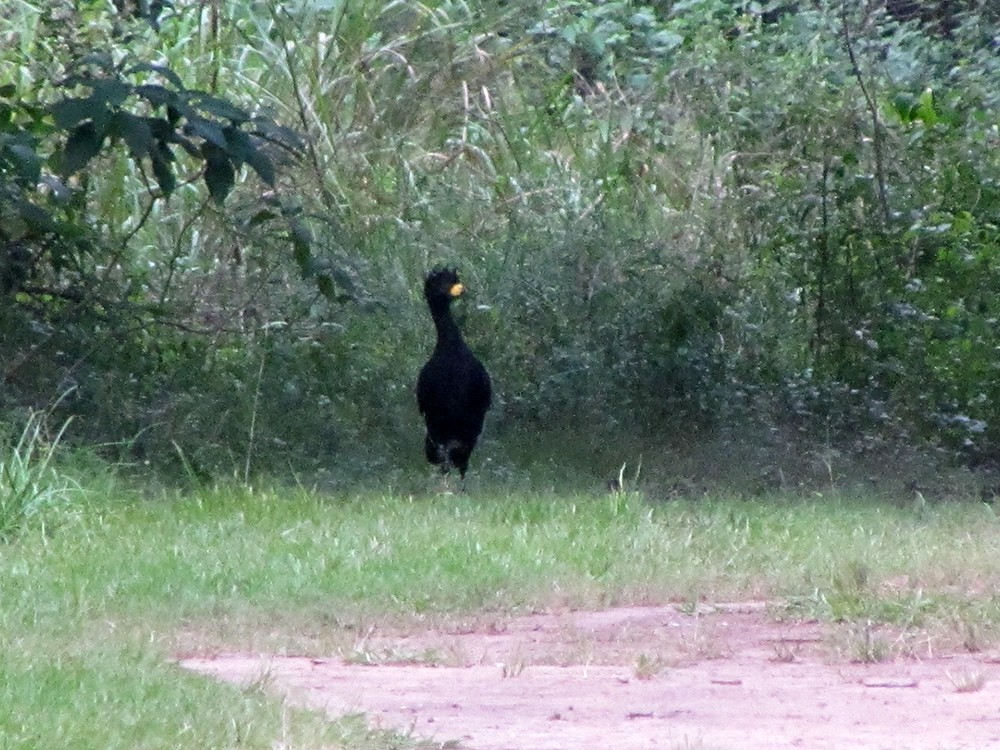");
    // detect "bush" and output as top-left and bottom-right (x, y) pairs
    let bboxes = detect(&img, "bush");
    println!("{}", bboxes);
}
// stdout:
(4, 0), (1000, 480)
